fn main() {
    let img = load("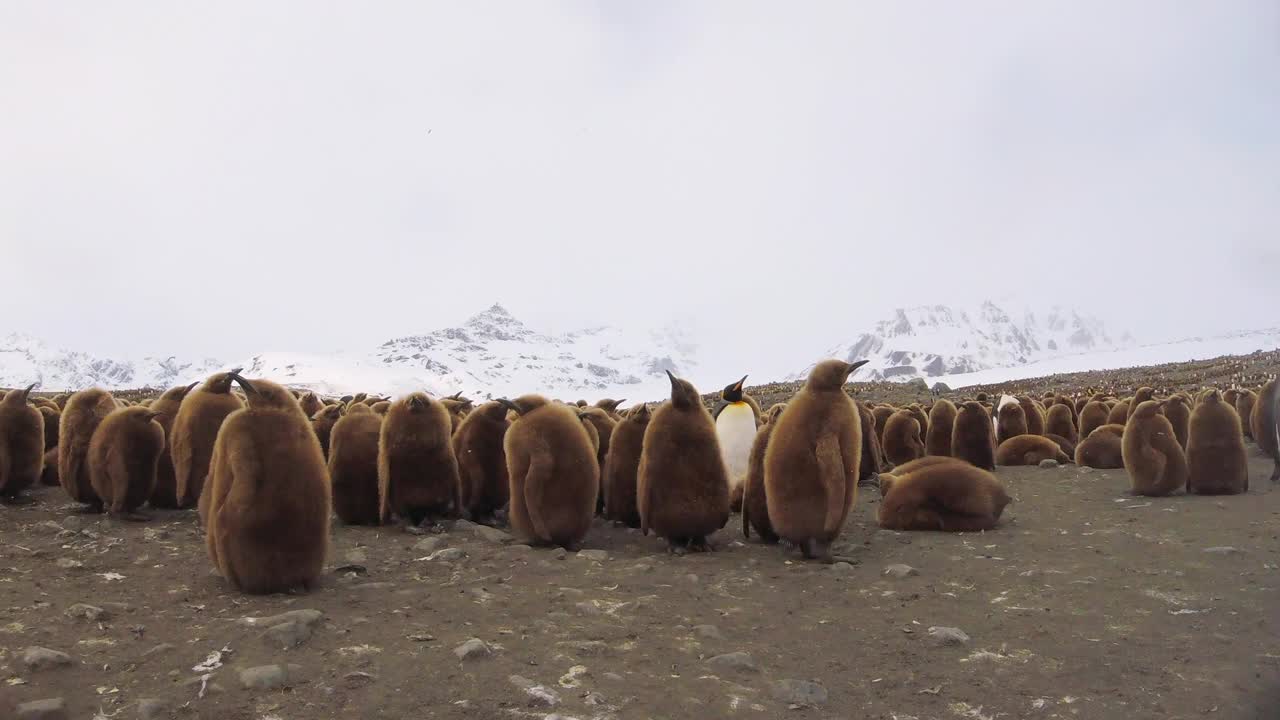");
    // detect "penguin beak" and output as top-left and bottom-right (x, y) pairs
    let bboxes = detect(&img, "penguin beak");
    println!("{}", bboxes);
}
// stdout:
(735, 375), (748, 392)
(496, 398), (521, 416)
(183, 381), (199, 395)
(20, 383), (37, 401)
(846, 359), (870, 375)
(229, 373), (257, 396)
(144, 410), (164, 422)
(666, 370), (679, 391)
(614, 399), (626, 409)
